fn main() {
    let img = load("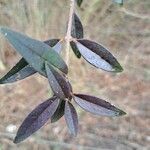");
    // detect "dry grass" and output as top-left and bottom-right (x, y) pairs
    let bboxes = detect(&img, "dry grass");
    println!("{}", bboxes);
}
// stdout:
(0, 0), (150, 149)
